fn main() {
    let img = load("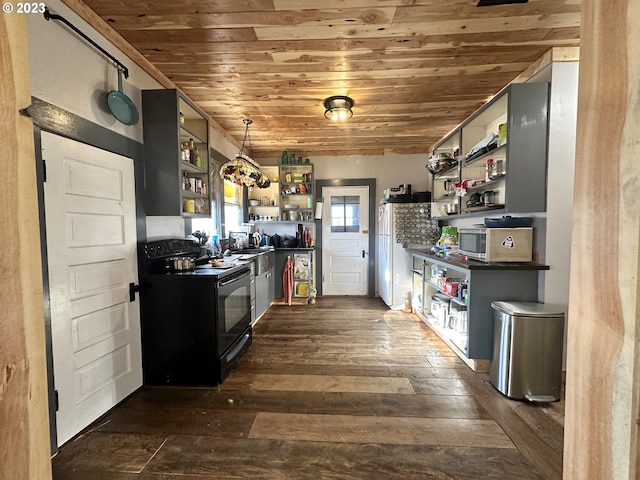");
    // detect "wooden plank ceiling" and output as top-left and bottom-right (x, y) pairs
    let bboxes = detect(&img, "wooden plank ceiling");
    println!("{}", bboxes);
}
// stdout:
(77, 0), (580, 158)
